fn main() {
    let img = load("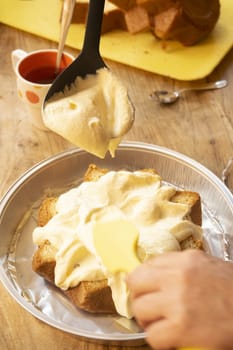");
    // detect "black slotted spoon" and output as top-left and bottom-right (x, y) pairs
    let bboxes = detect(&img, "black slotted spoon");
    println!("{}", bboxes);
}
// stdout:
(44, 0), (106, 102)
